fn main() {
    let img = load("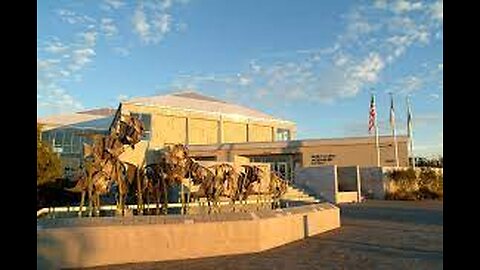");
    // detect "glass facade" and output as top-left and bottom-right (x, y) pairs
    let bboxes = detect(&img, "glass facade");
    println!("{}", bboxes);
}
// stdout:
(276, 128), (291, 141)
(248, 154), (295, 182)
(42, 128), (108, 155)
(131, 113), (152, 140)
